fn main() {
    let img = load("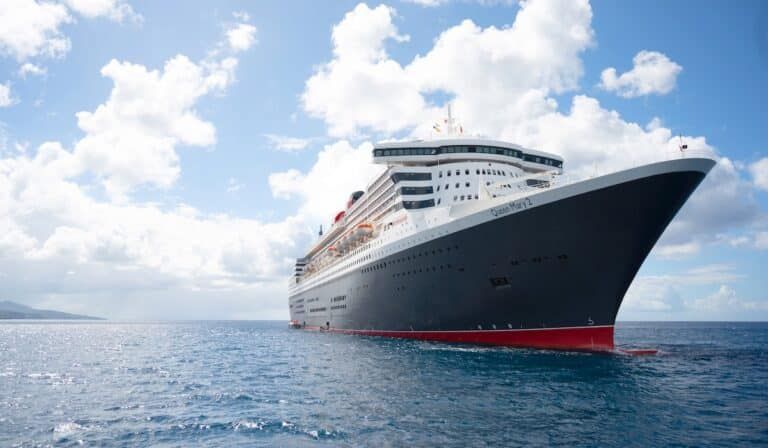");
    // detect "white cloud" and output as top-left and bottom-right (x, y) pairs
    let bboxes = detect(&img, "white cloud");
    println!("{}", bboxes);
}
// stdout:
(232, 11), (250, 22)
(269, 140), (385, 223)
(0, 0), (72, 61)
(749, 157), (768, 191)
(0, 15), (301, 318)
(18, 62), (47, 78)
(623, 264), (744, 314)
(405, 0), (449, 5)
(63, 0), (141, 23)
(263, 134), (313, 152)
(226, 177), (243, 193)
(0, 82), (17, 107)
(0, 139), (311, 318)
(226, 22), (257, 52)
(686, 285), (768, 312)
(687, 285), (739, 311)
(655, 241), (701, 259)
(599, 50), (682, 98)
(303, 0), (594, 138)
(655, 157), (763, 256)
(302, 3), (426, 137)
(403, 0), (516, 6)
(69, 54), (240, 200)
